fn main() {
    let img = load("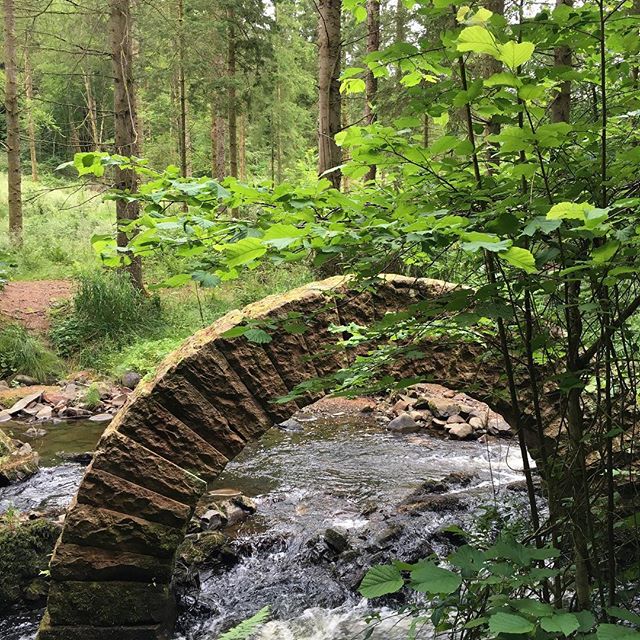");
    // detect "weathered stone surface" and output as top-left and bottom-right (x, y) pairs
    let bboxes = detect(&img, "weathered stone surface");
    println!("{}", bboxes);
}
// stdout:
(448, 423), (474, 440)
(77, 469), (190, 529)
(118, 400), (229, 481)
(38, 617), (169, 640)
(427, 397), (461, 418)
(216, 337), (300, 422)
(176, 343), (272, 440)
(49, 543), (173, 583)
(386, 413), (421, 433)
(46, 581), (173, 627)
(0, 435), (40, 486)
(91, 431), (205, 506)
(62, 505), (183, 558)
(152, 376), (246, 457)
